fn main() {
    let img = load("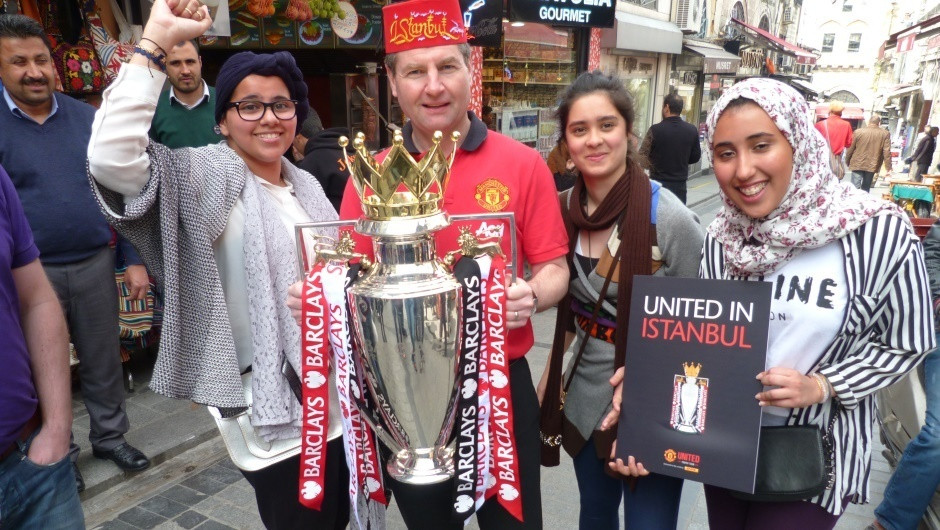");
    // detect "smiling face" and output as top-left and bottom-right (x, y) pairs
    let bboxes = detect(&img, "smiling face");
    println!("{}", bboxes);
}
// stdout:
(711, 102), (794, 219)
(564, 91), (629, 184)
(165, 41), (203, 95)
(218, 74), (295, 182)
(0, 36), (56, 116)
(388, 44), (471, 148)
